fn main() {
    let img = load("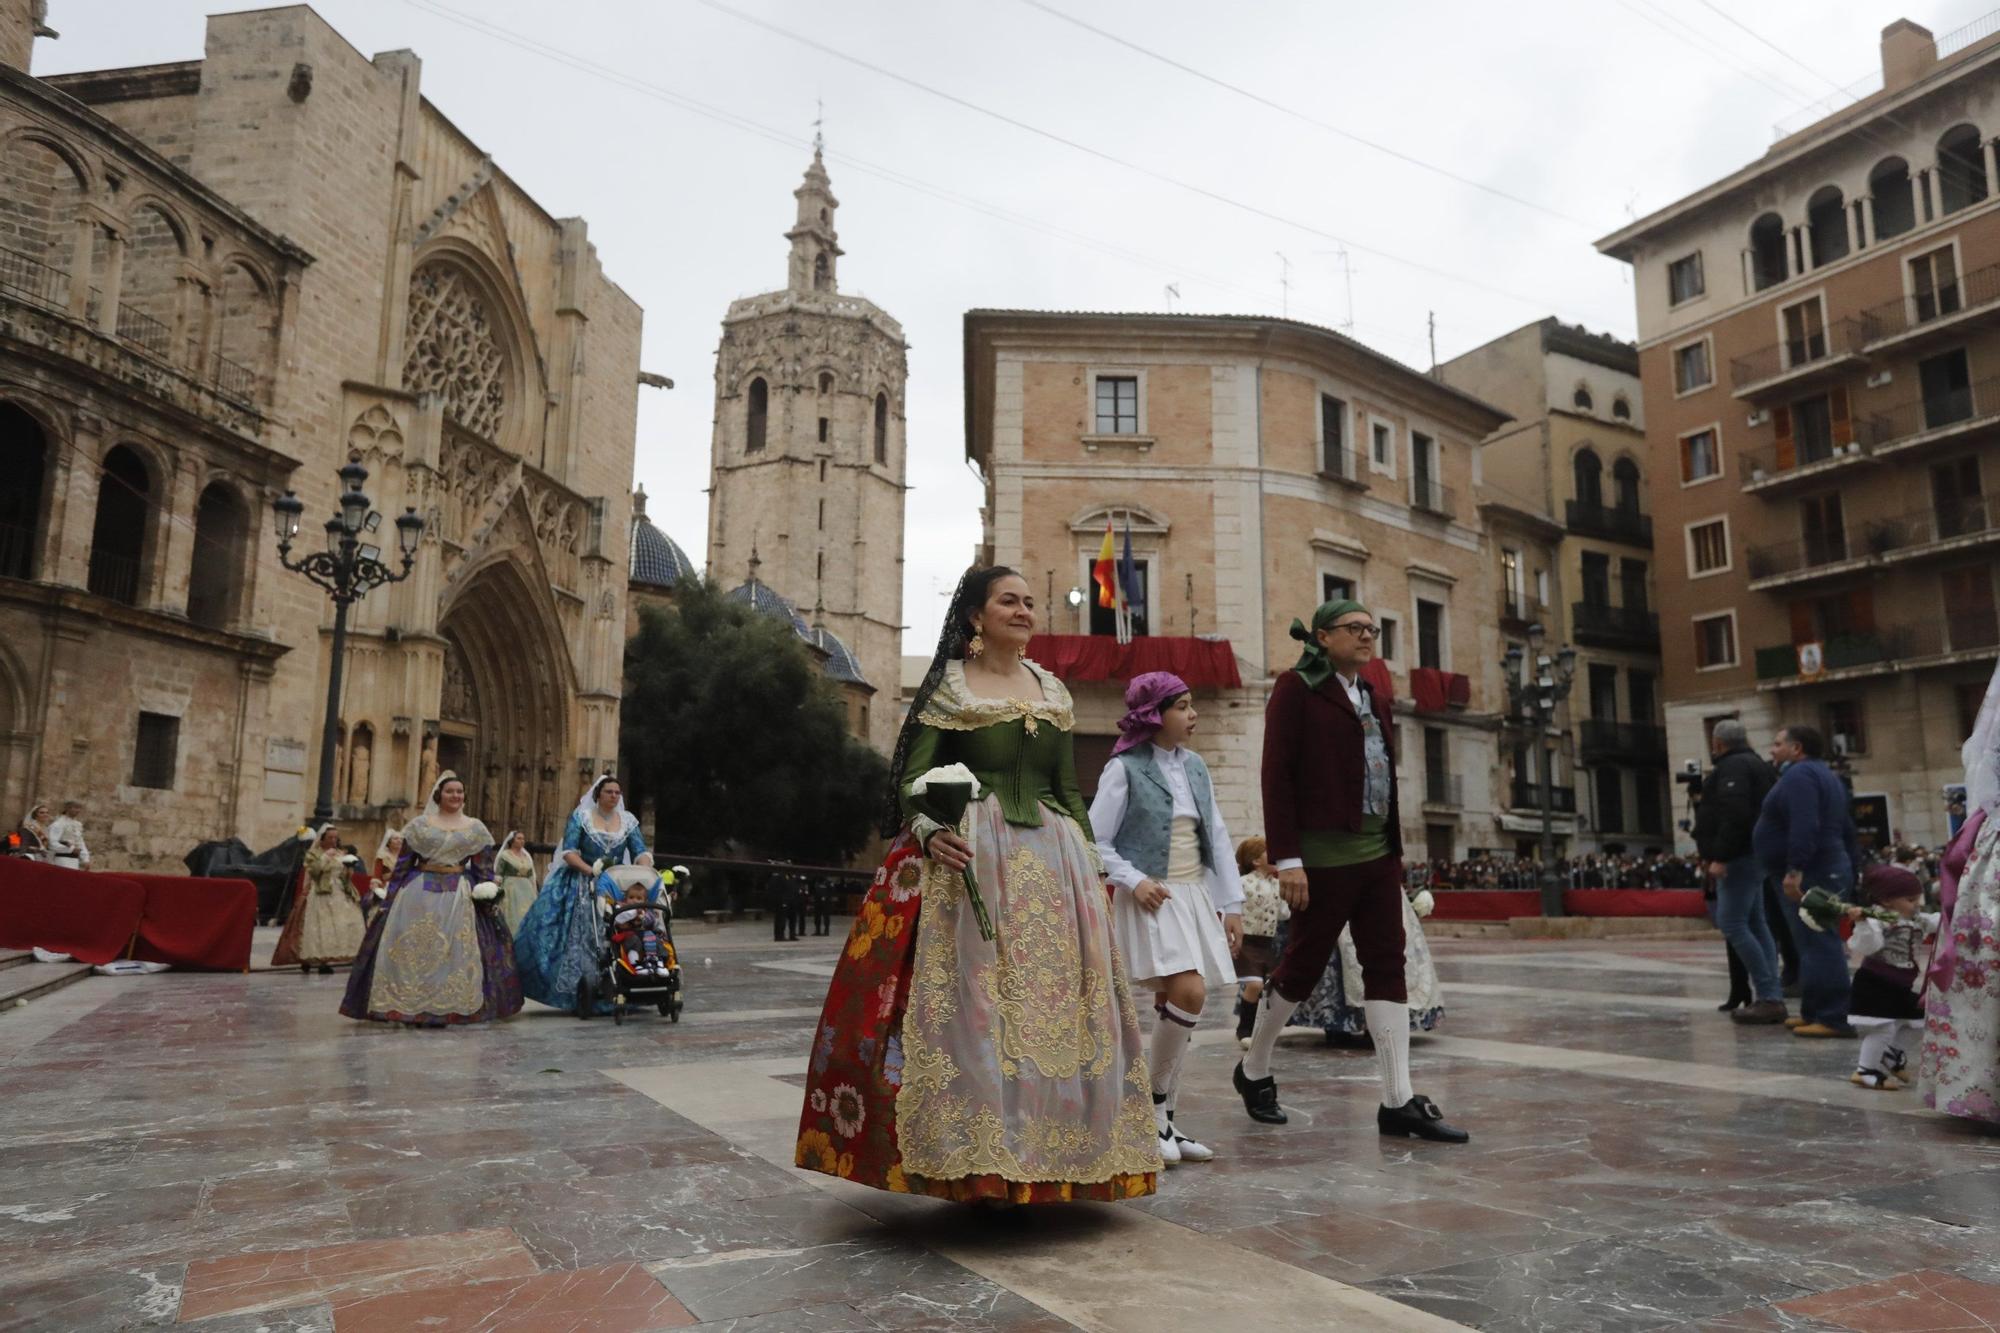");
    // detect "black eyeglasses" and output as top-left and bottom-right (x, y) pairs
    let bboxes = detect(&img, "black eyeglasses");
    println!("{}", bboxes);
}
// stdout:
(1331, 622), (1380, 639)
